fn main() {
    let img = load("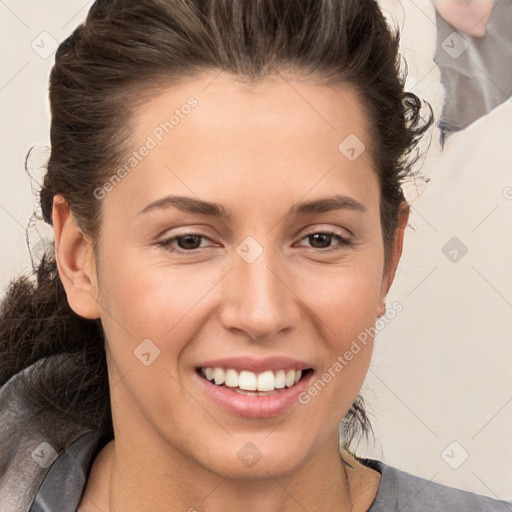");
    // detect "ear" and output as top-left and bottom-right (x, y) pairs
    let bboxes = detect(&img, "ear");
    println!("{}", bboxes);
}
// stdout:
(52, 195), (101, 319)
(378, 201), (409, 316)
